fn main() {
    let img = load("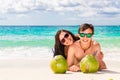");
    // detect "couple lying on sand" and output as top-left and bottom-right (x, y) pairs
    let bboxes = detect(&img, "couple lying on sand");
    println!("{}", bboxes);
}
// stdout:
(53, 23), (107, 72)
